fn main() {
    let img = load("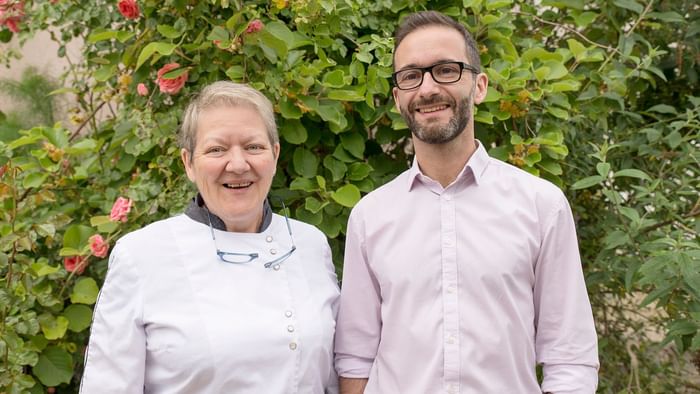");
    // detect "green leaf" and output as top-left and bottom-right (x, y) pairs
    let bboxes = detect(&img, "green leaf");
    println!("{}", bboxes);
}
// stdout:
(323, 156), (347, 182)
(22, 173), (48, 188)
(305, 196), (328, 214)
(207, 25), (230, 43)
(604, 230), (630, 249)
(648, 11), (685, 23)
(90, 215), (112, 226)
(289, 177), (317, 192)
(158, 24), (184, 39)
(31, 262), (60, 277)
(646, 104), (677, 114)
(62, 224), (93, 250)
(572, 11), (598, 27)
(280, 119), (307, 144)
(225, 65), (245, 81)
(279, 97), (302, 119)
(322, 69), (347, 88)
(65, 138), (98, 154)
(596, 162), (611, 177)
(136, 42), (177, 70)
(613, 0), (643, 14)
(543, 61), (568, 80)
(87, 30), (117, 43)
(613, 169), (650, 181)
(94, 65), (117, 82)
(347, 162), (373, 181)
(331, 184), (361, 208)
(39, 315), (69, 340)
(293, 147), (319, 178)
(63, 304), (93, 332)
(70, 278), (100, 305)
(571, 175), (604, 190)
(339, 132), (365, 159)
(33, 347), (74, 386)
